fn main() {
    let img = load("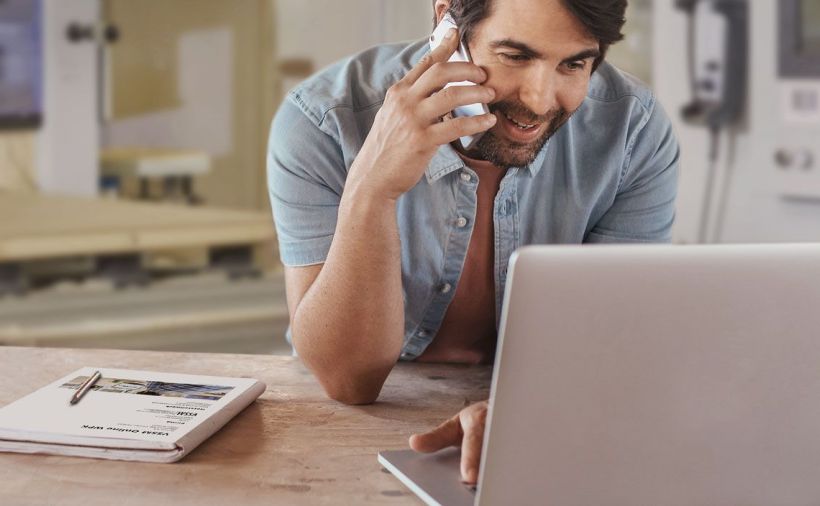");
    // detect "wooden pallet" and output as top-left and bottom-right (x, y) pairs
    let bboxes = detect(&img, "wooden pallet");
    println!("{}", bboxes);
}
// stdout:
(0, 192), (278, 292)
